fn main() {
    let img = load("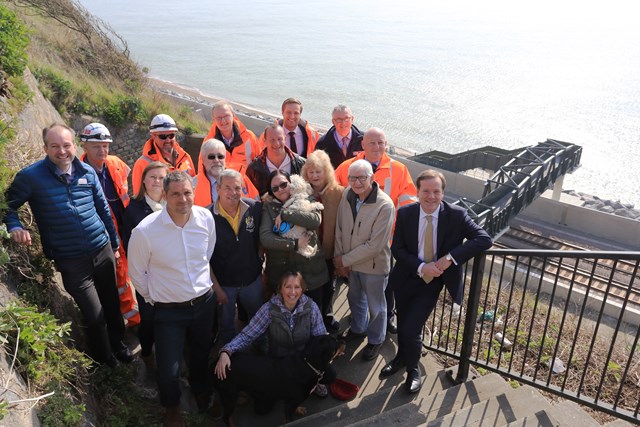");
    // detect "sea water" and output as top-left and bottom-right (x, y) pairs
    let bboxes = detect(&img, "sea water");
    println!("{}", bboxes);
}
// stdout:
(80, 0), (640, 206)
